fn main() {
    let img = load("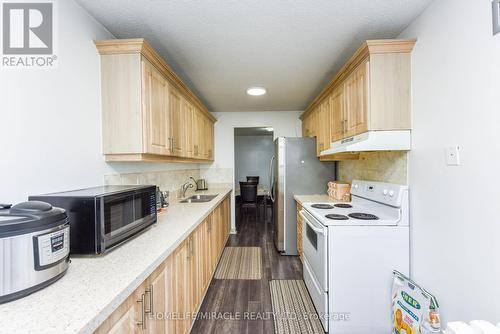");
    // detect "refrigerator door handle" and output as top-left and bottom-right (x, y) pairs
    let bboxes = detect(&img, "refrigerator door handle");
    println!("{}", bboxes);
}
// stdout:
(269, 155), (275, 202)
